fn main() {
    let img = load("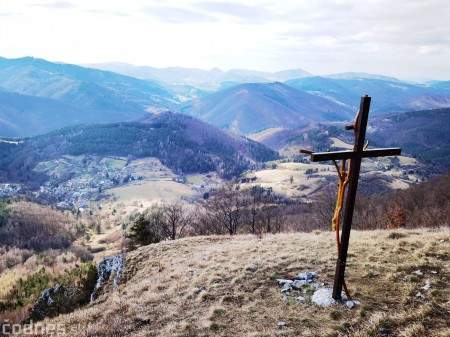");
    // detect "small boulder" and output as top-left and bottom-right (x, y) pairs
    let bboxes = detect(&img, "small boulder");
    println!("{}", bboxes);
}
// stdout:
(311, 288), (347, 307)
(277, 279), (293, 286)
(291, 279), (307, 290)
(296, 271), (317, 281)
(281, 286), (291, 294)
(346, 300), (355, 309)
(422, 280), (431, 290)
(295, 296), (306, 304)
